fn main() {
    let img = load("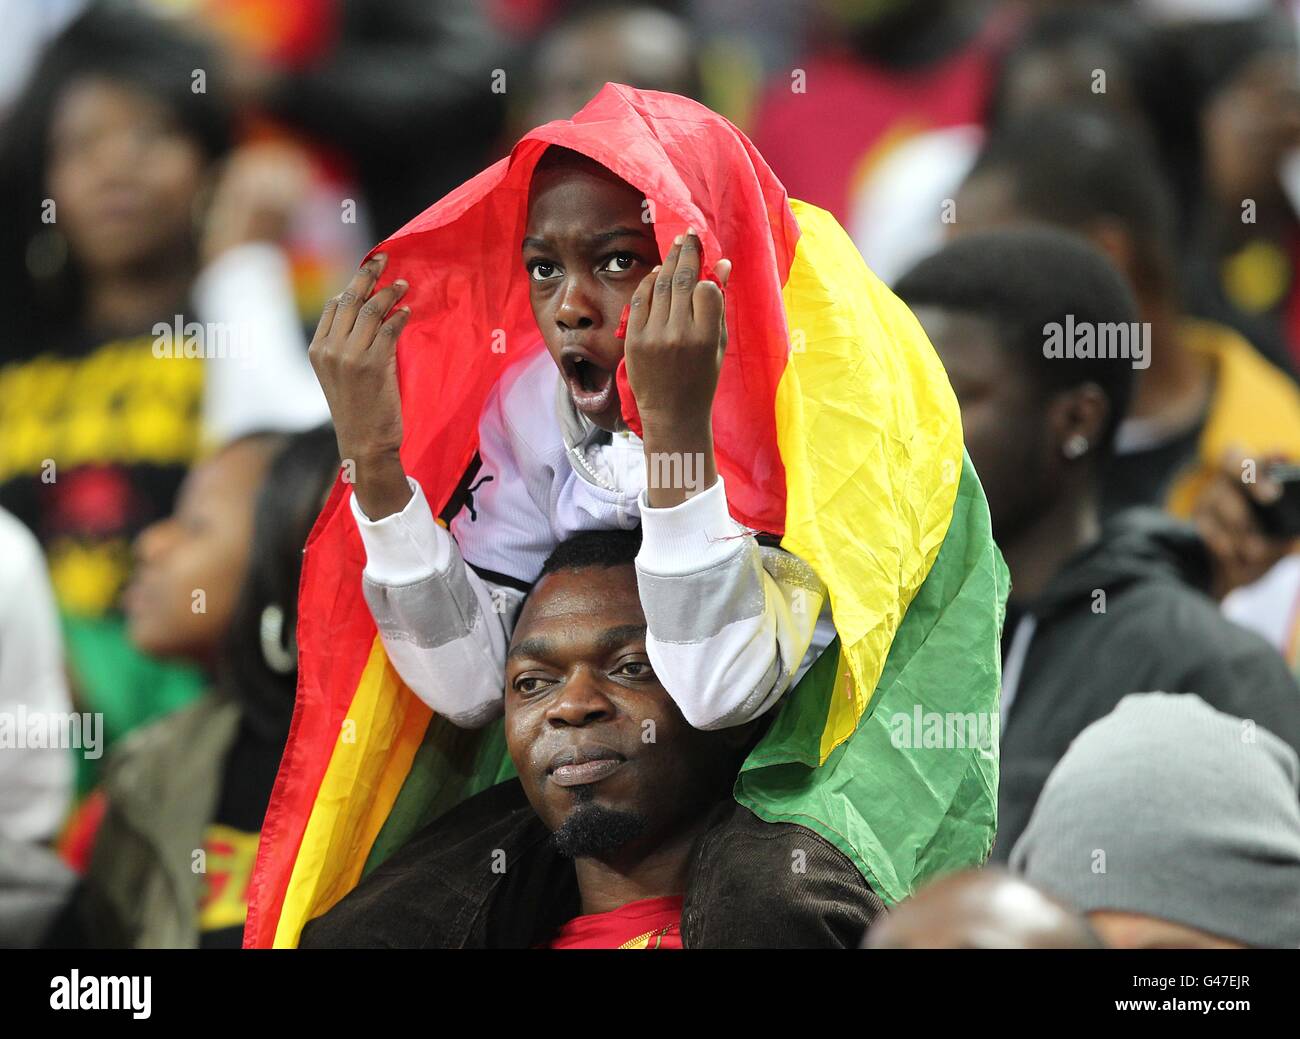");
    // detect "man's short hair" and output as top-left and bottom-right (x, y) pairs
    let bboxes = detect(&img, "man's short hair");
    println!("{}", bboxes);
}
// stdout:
(894, 226), (1140, 455)
(967, 107), (1178, 297)
(539, 528), (643, 578)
